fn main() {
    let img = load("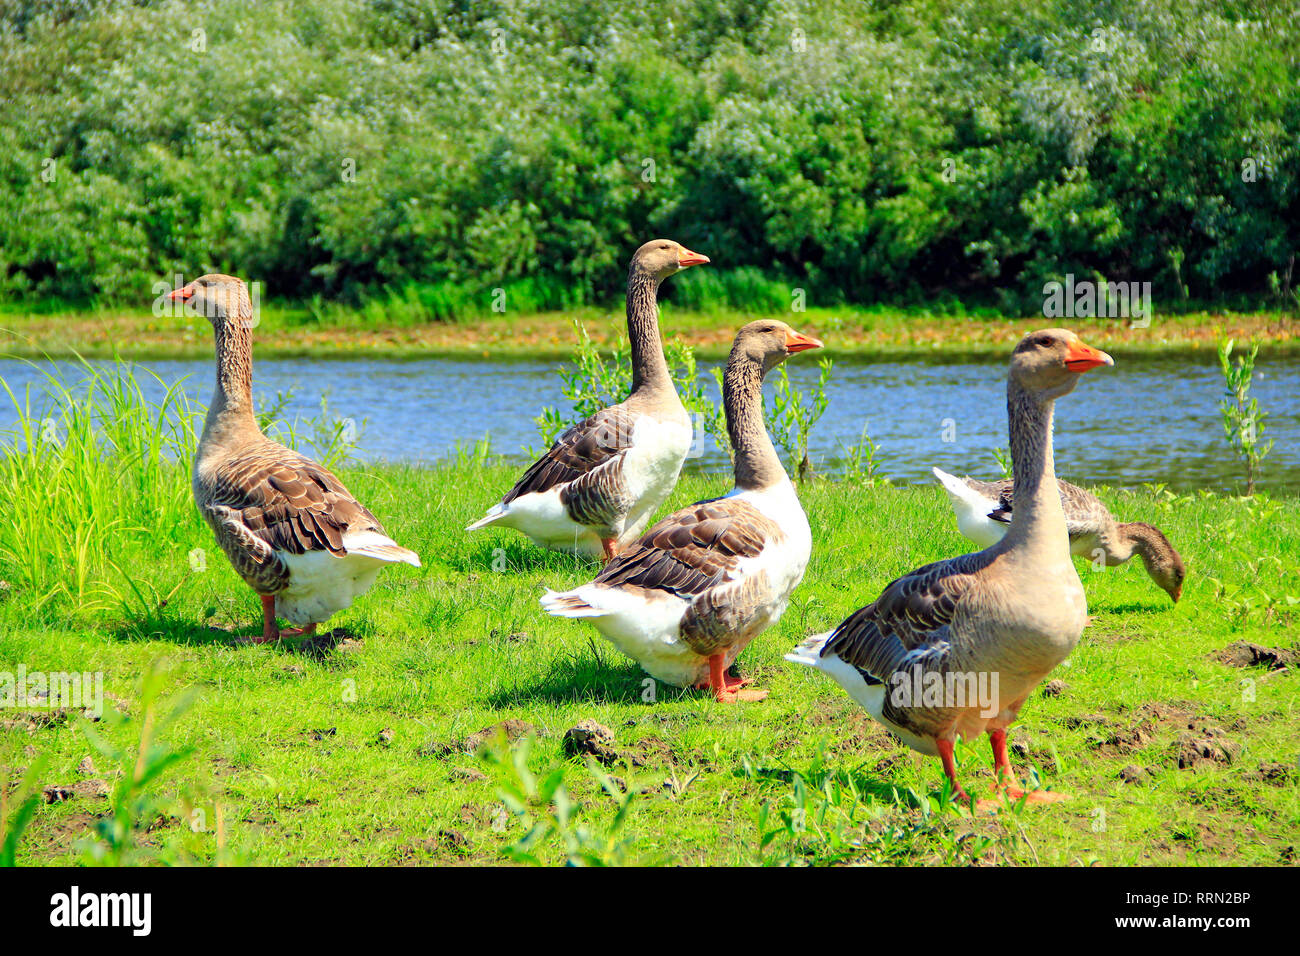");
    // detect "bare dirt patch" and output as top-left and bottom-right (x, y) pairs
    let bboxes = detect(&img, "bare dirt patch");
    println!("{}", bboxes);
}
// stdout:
(1174, 723), (1243, 770)
(562, 719), (619, 766)
(420, 719), (538, 757)
(1214, 641), (1297, 670)
(42, 779), (110, 803)
(1243, 762), (1292, 786)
